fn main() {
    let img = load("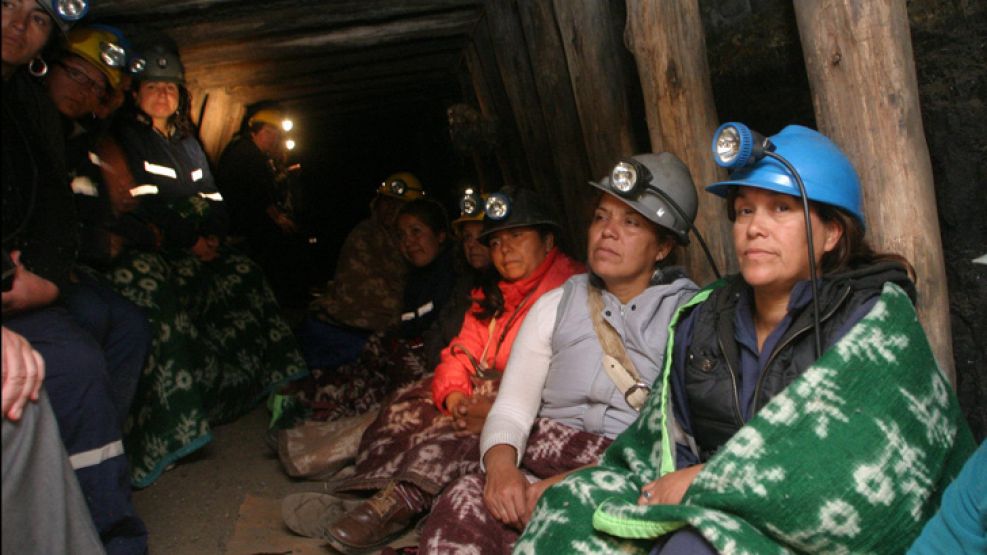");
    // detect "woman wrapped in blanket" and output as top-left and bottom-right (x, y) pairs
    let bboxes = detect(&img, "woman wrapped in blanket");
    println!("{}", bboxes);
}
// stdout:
(518, 126), (975, 554)
(418, 153), (700, 553)
(281, 186), (583, 553)
(95, 37), (306, 487)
